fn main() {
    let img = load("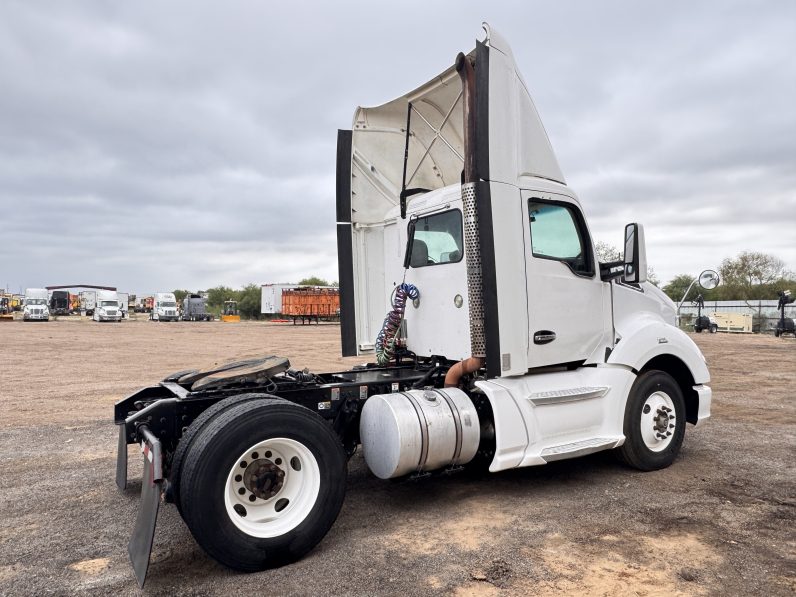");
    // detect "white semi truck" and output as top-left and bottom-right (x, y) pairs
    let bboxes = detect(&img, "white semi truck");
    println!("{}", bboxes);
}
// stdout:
(22, 288), (49, 321)
(115, 25), (711, 587)
(93, 290), (122, 322)
(150, 292), (179, 321)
